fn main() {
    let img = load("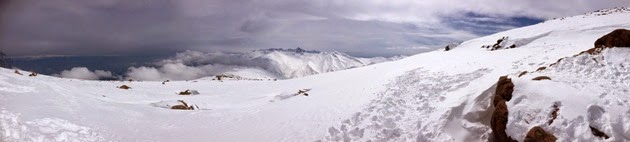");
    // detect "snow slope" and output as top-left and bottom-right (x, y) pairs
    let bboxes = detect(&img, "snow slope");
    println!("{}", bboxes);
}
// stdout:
(1, 8), (630, 142)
